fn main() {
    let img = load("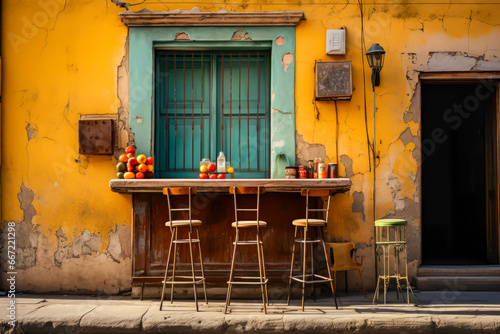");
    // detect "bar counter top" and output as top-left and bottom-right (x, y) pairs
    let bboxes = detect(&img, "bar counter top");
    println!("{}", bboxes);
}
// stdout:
(109, 178), (351, 193)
